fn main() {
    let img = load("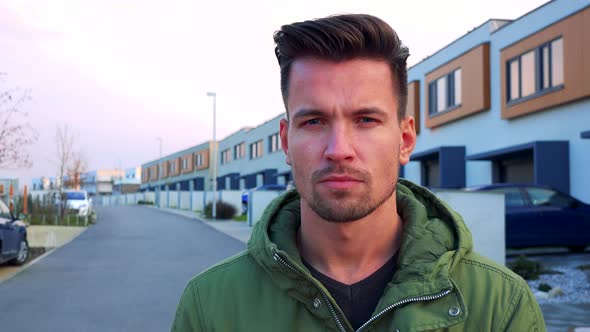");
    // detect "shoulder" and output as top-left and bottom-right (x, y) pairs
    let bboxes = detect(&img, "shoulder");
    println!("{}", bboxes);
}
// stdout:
(172, 251), (269, 331)
(457, 252), (524, 287)
(188, 250), (262, 294)
(452, 252), (545, 331)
